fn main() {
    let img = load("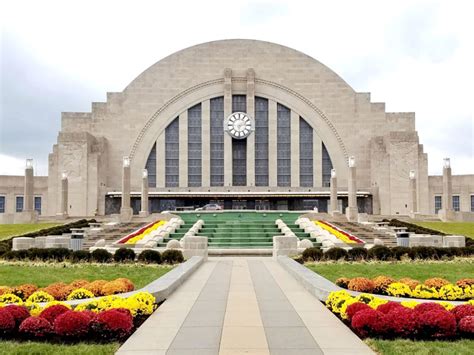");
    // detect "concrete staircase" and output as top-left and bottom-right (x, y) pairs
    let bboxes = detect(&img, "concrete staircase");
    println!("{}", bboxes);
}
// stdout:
(82, 223), (145, 250)
(330, 221), (397, 246)
(157, 212), (322, 249)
